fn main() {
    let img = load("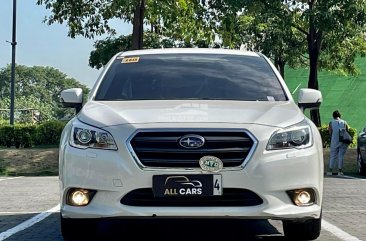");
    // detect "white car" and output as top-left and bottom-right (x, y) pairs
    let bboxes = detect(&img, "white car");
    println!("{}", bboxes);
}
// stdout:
(60, 48), (323, 240)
